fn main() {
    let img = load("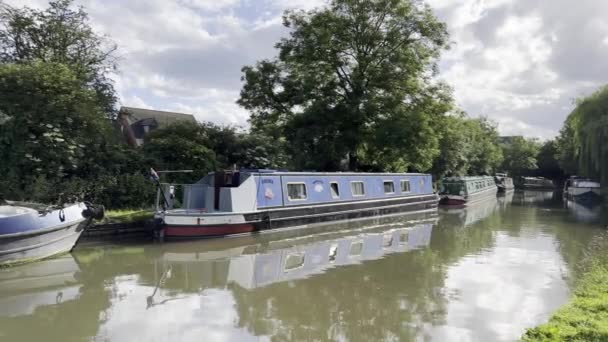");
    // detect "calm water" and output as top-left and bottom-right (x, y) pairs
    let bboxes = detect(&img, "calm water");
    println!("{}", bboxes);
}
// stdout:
(1, 191), (607, 342)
